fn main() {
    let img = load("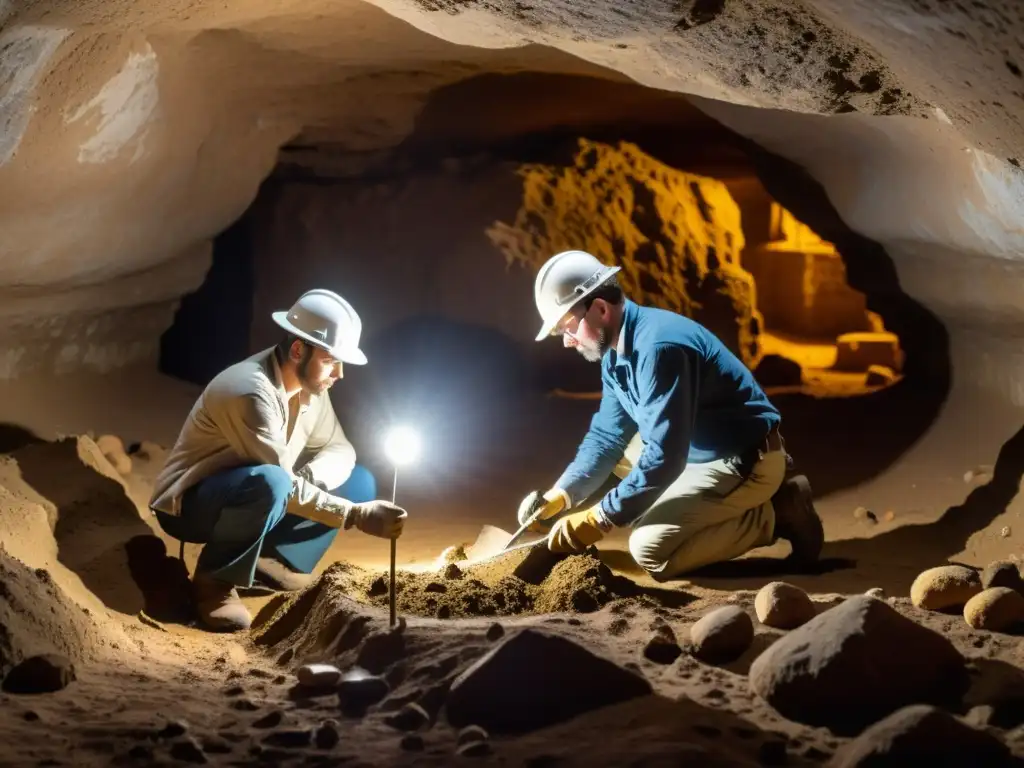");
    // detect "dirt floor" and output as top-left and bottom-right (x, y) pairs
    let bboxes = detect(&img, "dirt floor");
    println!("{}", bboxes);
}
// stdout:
(2, 372), (1024, 765)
